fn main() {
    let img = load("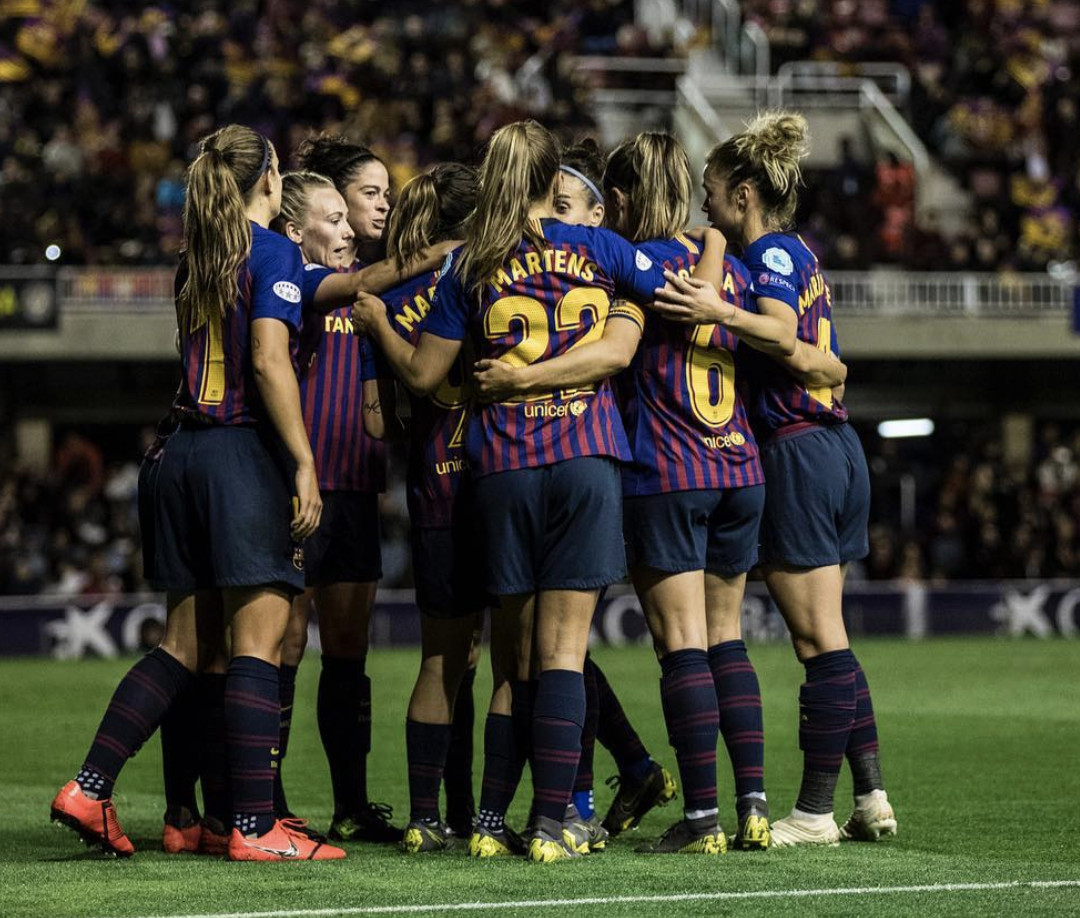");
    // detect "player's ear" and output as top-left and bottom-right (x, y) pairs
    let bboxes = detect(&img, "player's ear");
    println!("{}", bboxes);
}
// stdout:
(589, 203), (605, 228)
(285, 221), (303, 245)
